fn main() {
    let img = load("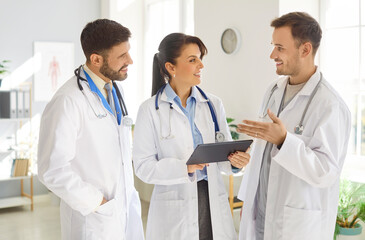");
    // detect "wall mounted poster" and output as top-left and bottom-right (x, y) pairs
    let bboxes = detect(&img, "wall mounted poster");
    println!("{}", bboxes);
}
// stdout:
(34, 42), (74, 101)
